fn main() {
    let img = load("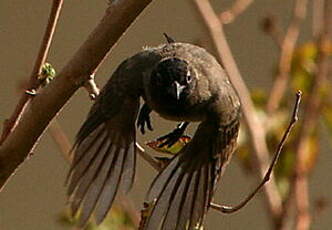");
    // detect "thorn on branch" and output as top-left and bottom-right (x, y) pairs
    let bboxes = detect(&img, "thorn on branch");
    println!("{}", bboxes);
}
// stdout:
(25, 89), (38, 96)
(83, 74), (100, 100)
